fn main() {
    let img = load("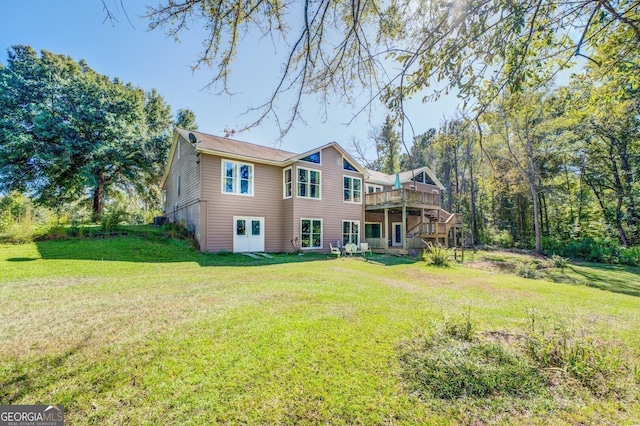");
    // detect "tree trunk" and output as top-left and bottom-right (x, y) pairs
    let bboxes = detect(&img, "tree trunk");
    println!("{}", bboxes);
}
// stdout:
(530, 176), (542, 253)
(92, 178), (104, 222)
(468, 149), (477, 246)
